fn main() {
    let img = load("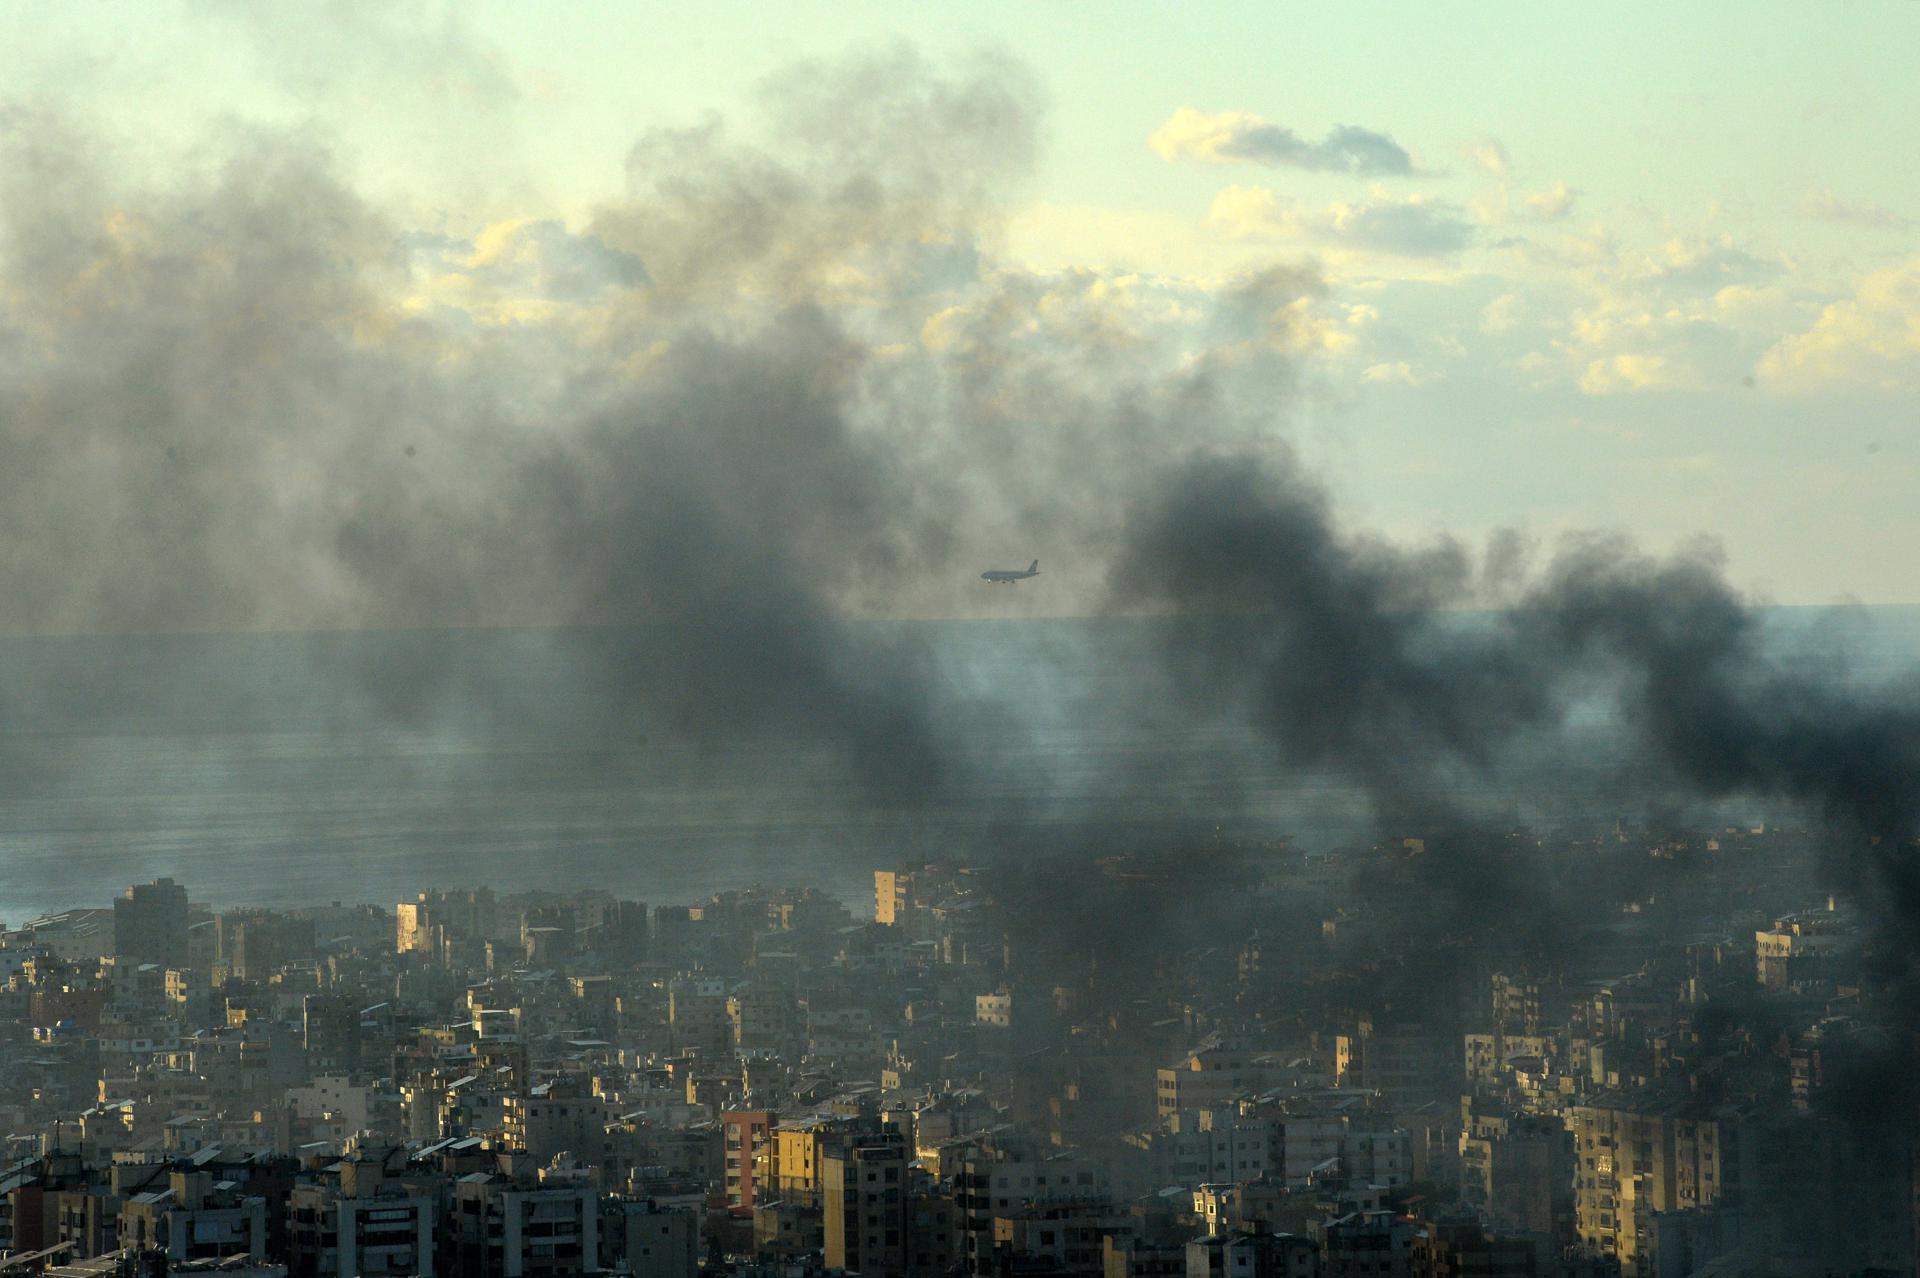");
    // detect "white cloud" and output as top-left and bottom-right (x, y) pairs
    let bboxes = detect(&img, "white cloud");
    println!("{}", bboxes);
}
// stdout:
(1579, 352), (1675, 394)
(464, 218), (648, 298)
(1207, 186), (1473, 257)
(1799, 188), (1912, 231)
(1523, 181), (1578, 221)
(1466, 138), (1510, 178)
(1362, 360), (1430, 386)
(1758, 257), (1920, 392)
(1149, 107), (1416, 175)
(1642, 236), (1783, 295)
(1481, 293), (1519, 334)
(1495, 231), (1794, 395)
(1710, 283), (1804, 332)
(1470, 178), (1580, 229)
(1004, 203), (1229, 277)
(401, 218), (648, 327)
